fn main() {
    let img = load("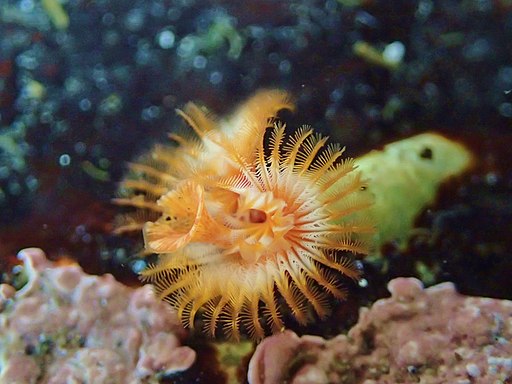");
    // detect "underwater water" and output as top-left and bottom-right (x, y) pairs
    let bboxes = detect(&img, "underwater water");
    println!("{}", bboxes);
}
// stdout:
(1, 1), (512, 383)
